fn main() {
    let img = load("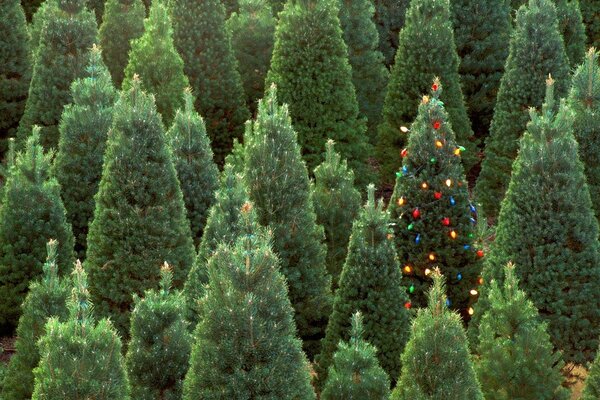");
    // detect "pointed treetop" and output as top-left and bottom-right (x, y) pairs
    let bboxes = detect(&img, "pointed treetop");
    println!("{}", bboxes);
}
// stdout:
(427, 268), (447, 316)
(431, 76), (442, 98)
(527, 78), (573, 141)
(349, 311), (364, 348)
(159, 262), (173, 295)
(183, 87), (194, 111)
(18, 126), (51, 185)
(69, 260), (94, 328)
(42, 239), (60, 287)
(500, 262), (519, 300)
(366, 183), (376, 207)
(571, 47), (600, 107)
